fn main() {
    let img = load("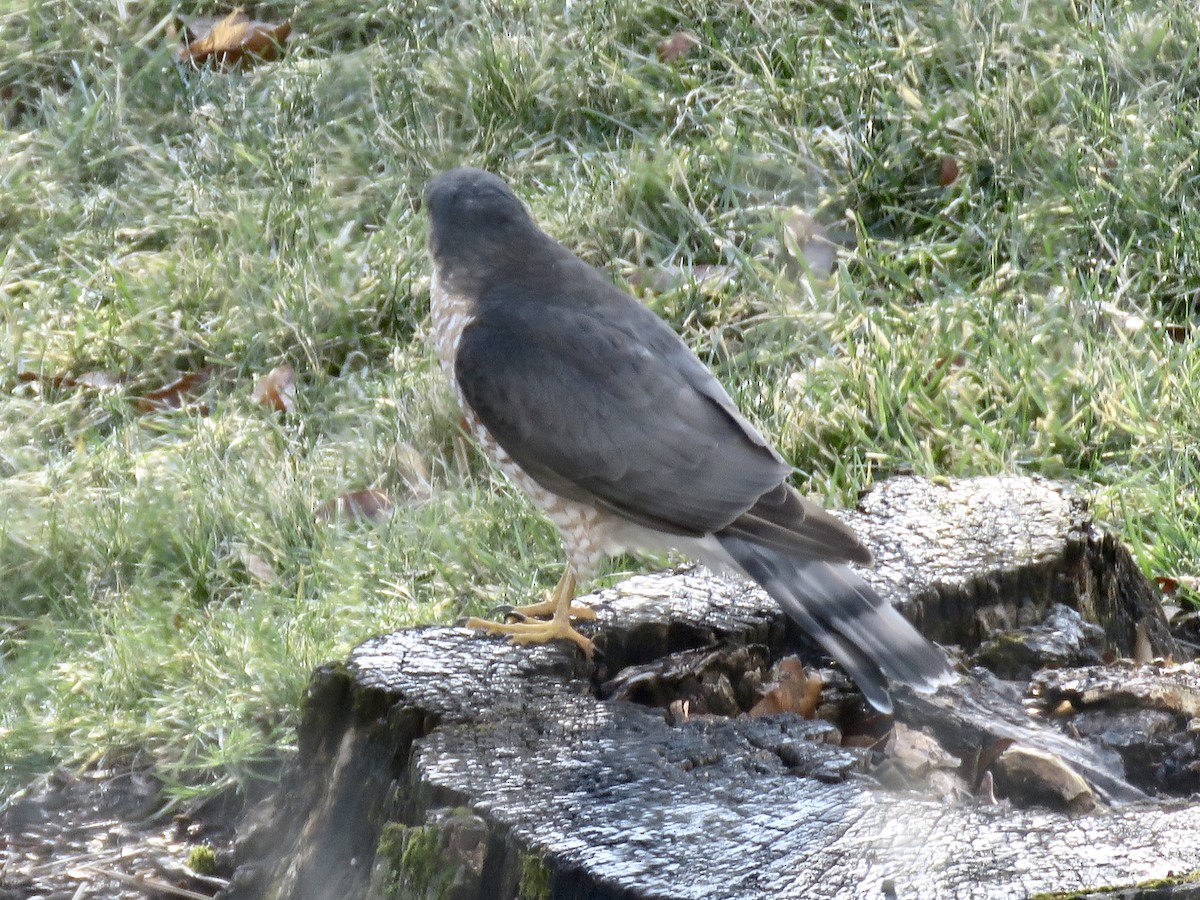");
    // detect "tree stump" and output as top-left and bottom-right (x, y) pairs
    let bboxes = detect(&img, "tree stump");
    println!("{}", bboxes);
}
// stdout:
(225, 476), (1200, 900)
